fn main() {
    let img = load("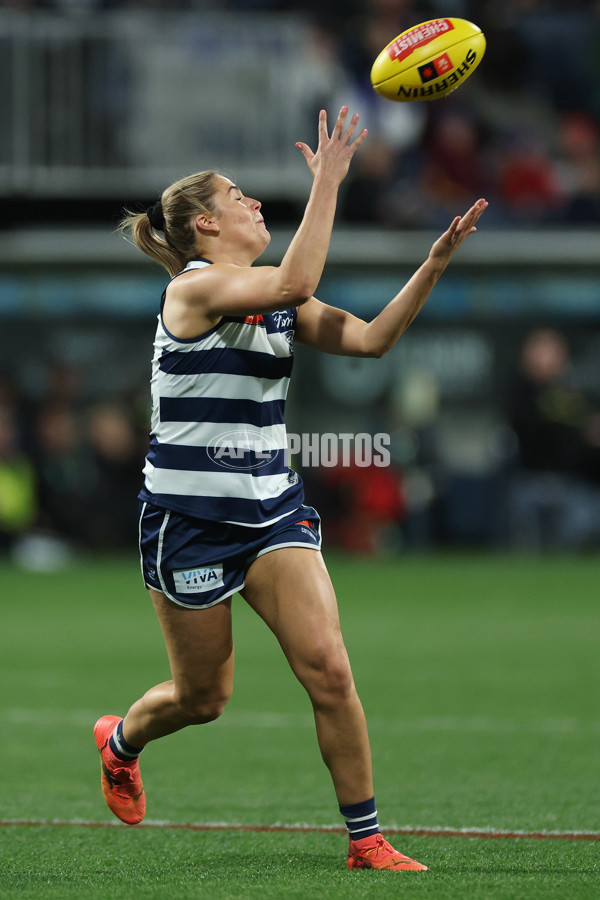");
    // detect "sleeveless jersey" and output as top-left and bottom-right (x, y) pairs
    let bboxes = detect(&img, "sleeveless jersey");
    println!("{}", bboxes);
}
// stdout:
(139, 259), (305, 526)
